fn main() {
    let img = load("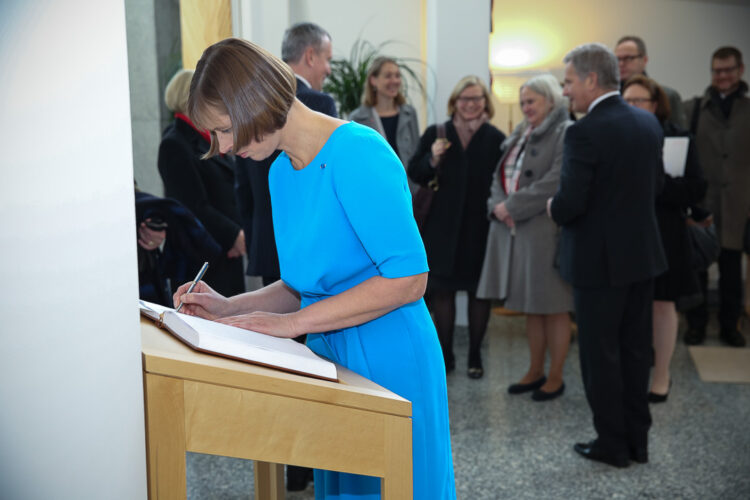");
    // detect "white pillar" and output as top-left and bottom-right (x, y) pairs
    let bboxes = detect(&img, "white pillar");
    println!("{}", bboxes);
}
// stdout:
(0, 1), (147, 498)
